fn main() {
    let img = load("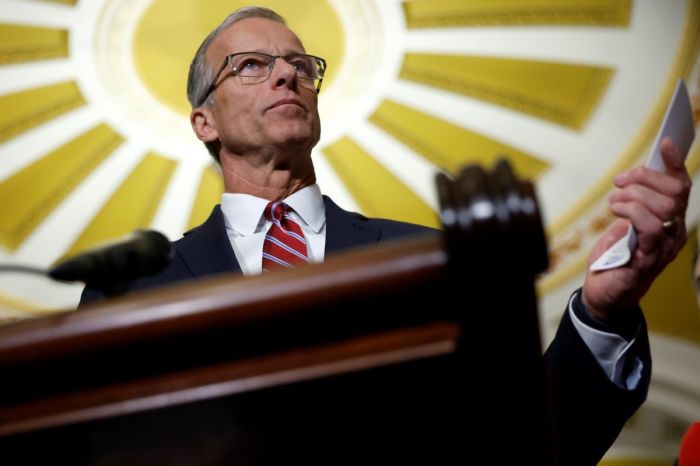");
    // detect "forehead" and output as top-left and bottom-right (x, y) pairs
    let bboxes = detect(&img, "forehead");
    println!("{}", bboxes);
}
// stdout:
(208, 17), (305, 62)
